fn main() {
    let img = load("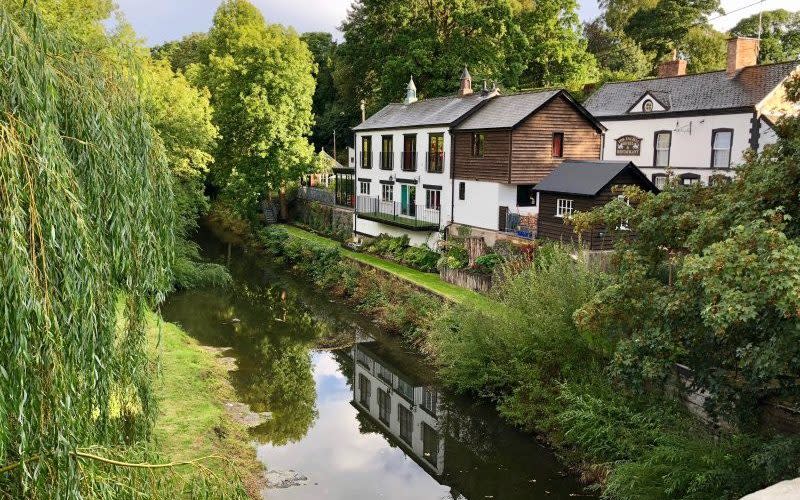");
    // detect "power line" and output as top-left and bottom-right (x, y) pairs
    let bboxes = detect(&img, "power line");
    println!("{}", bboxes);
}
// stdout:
(708, 0), (766, 22)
